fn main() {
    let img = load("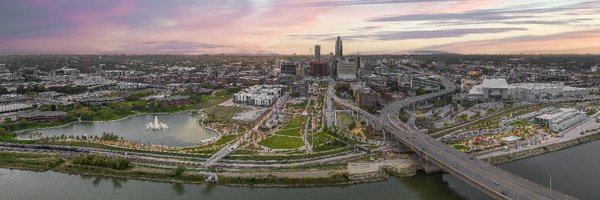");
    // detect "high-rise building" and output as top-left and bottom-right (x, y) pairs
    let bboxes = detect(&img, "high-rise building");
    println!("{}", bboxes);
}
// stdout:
(314, 44), (321, 62)
(335, 36), (343, 59)
(355, 55), (361, 76)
